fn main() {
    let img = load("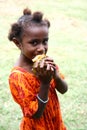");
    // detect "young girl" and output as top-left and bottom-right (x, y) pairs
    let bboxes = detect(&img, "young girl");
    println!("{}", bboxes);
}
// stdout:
(8, 8), (68, 130)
